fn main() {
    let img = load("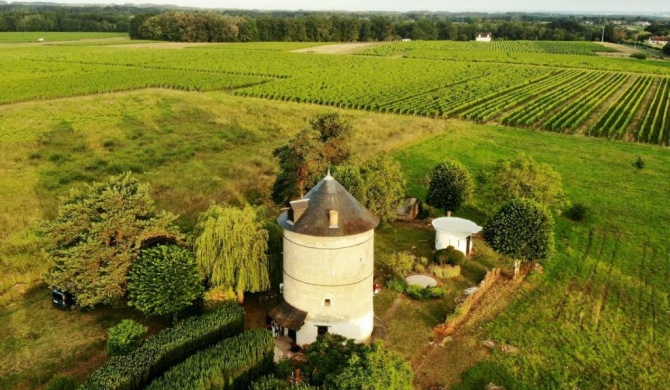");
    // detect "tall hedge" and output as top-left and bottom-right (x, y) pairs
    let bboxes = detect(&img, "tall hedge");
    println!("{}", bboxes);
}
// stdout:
(81, 304), (244, 390)
(145, 329), (274, 390)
